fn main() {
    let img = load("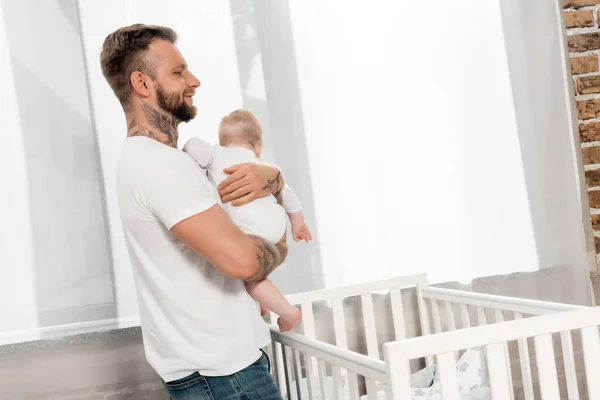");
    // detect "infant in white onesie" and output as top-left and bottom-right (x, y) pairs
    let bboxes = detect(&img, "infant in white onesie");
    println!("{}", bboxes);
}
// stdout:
(183, 109), (311, 331)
